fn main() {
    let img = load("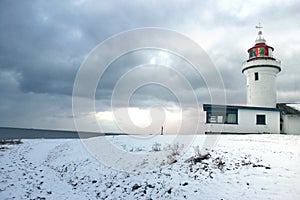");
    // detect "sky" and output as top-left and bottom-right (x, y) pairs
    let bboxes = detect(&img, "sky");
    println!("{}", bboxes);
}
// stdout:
(0, 0), (299, 134)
